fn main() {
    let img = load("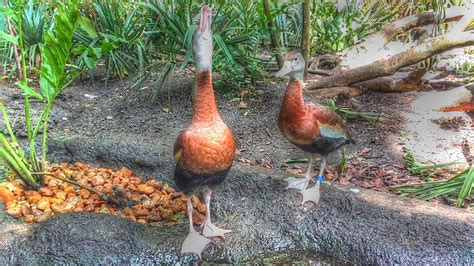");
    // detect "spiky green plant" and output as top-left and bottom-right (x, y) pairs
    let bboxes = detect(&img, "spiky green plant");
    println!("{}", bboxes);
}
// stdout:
(393, 166), (473, 207)
(0, 0), (49, 73)
(404, 150), (458, 179)
(261, 0), (303, 50)
(135, 0), (264, 102)
(391, 151), (470, 207)
(20, 0), (47, 68)
(74, 0), (146, 82)
(0, 3), (14, 76)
